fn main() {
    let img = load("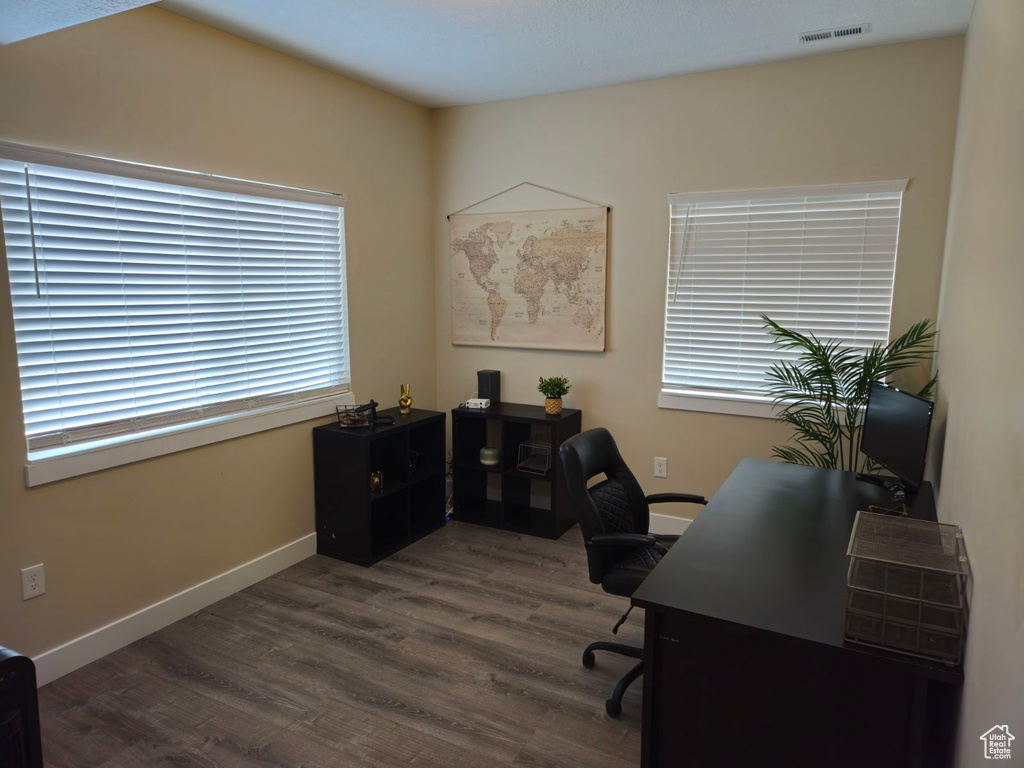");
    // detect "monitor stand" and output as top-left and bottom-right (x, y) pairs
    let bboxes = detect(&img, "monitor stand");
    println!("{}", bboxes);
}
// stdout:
(855, 472), (911, 503)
